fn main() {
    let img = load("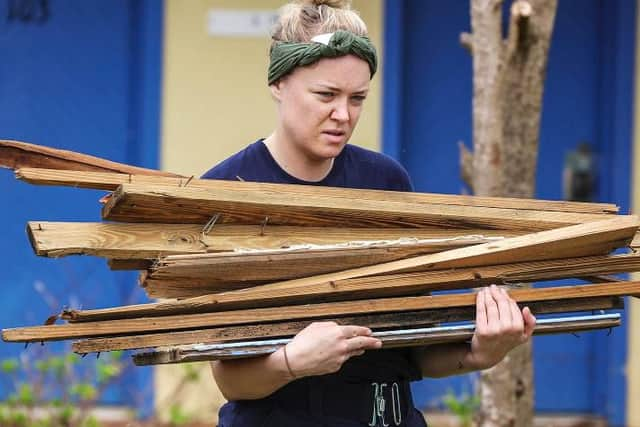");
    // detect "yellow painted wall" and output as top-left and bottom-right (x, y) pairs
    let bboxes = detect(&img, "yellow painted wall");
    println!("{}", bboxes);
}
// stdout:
(161, 0), (383, 177)
(158, 0), (383, 422)
(628, 3), (640, 425)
